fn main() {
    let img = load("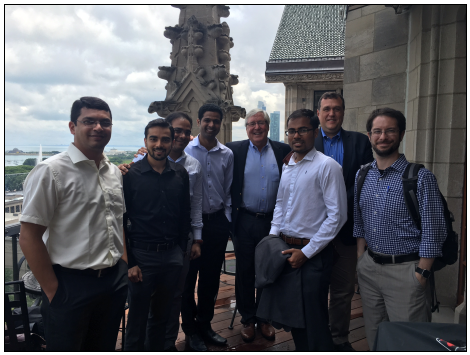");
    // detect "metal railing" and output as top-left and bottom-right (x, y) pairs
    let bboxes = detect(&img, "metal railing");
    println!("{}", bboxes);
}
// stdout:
(5, 222), (22, 298)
